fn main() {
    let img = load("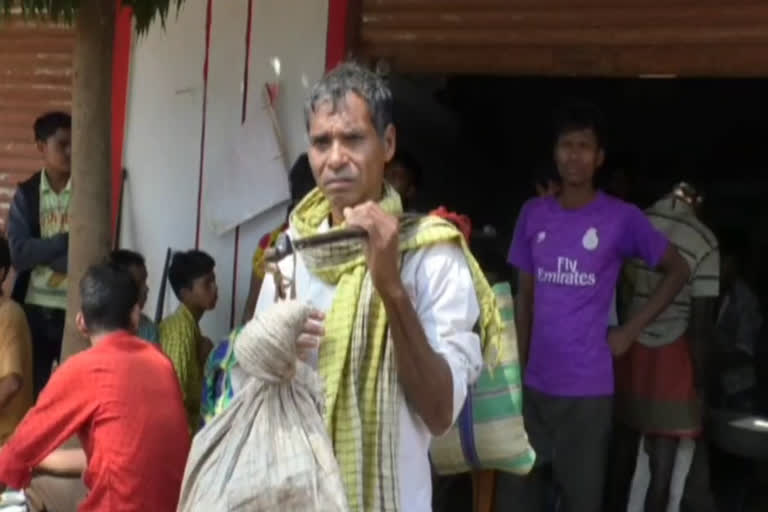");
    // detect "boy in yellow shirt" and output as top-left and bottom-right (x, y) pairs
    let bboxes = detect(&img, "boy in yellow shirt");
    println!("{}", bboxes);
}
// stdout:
(159, 250), (218, 434)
